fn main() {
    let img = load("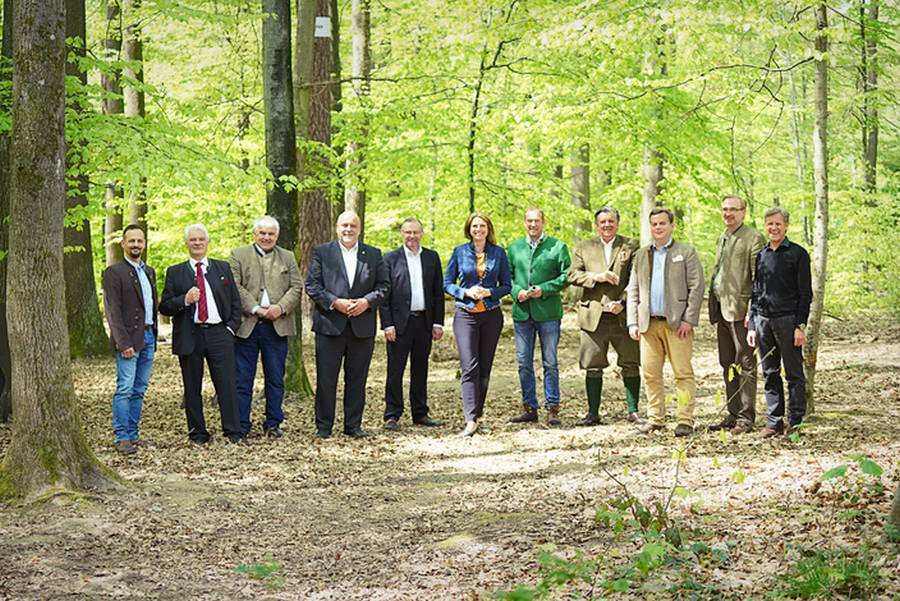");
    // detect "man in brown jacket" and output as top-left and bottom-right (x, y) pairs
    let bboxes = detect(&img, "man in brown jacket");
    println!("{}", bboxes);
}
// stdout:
(627, 207), (704, 436)
(708, 195), (765, 435)
(568, 207), (642, 426)
(102, 224), (158, 455)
